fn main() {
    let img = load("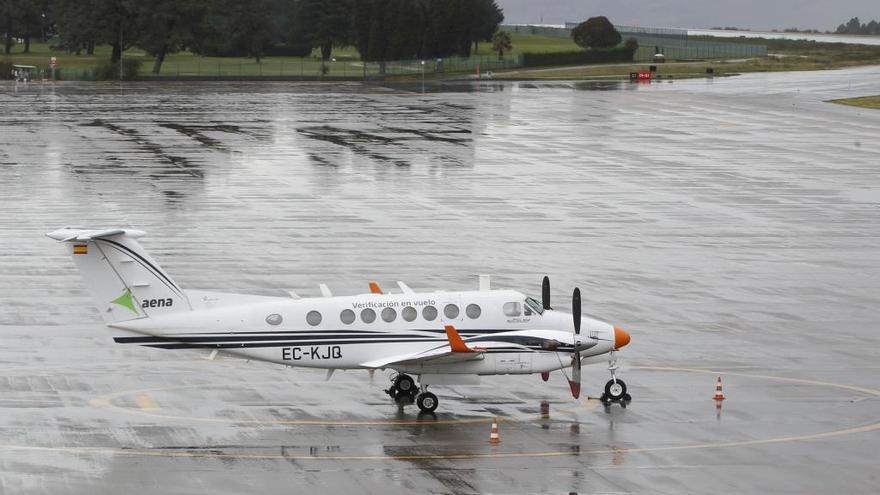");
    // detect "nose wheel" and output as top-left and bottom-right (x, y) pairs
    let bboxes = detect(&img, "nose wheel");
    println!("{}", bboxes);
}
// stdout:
(600, 352), (632, 405)
(416, 391), (438, 413)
